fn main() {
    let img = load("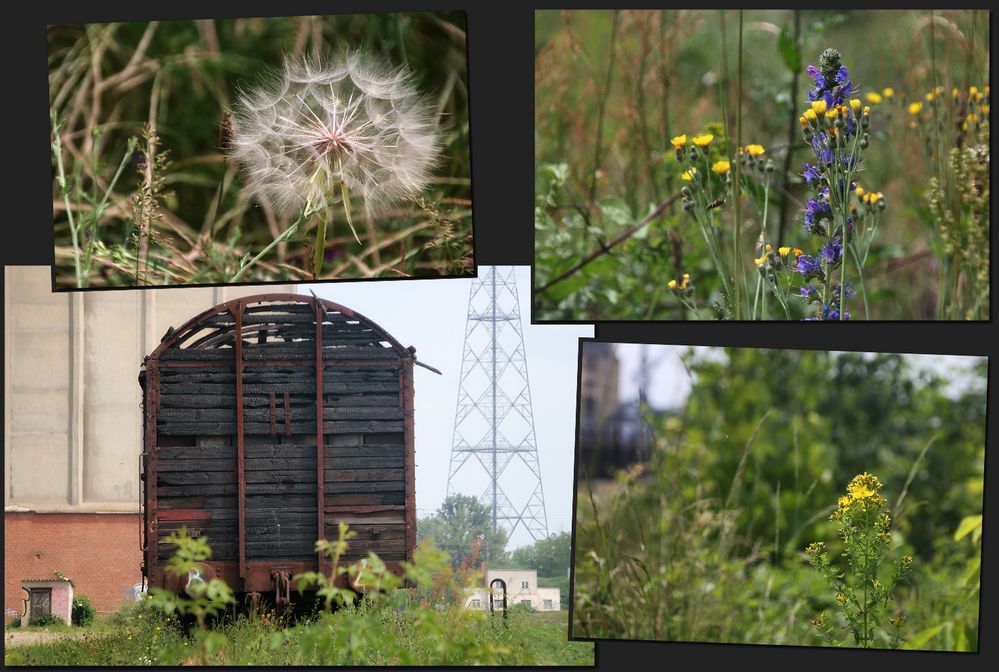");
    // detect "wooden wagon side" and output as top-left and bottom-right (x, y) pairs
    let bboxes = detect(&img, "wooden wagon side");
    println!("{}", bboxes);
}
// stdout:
(139, 294), (416, 597)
